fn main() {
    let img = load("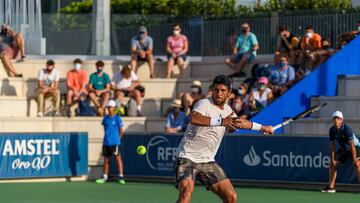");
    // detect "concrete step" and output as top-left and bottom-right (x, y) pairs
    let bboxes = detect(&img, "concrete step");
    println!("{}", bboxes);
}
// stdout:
(283, 118), (360, 135)
(0, 96), (28, 117)
(0, 55), (274, 80)
(311, 96), (360, 118)
(337, 75), (360, 97)
(0, 77), (244, 99)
